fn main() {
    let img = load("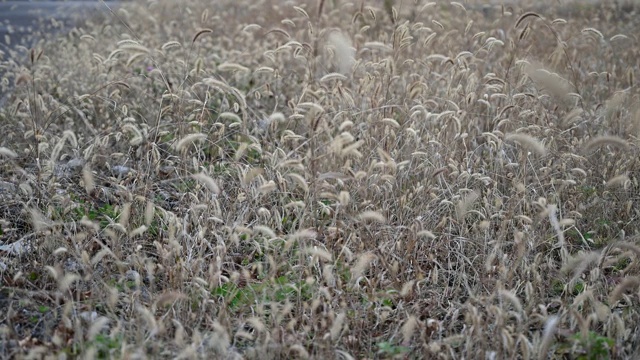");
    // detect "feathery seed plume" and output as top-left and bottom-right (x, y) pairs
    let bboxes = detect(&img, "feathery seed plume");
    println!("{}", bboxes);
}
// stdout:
(505, 133), (546, 156)
(328, 31), (355, 75)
